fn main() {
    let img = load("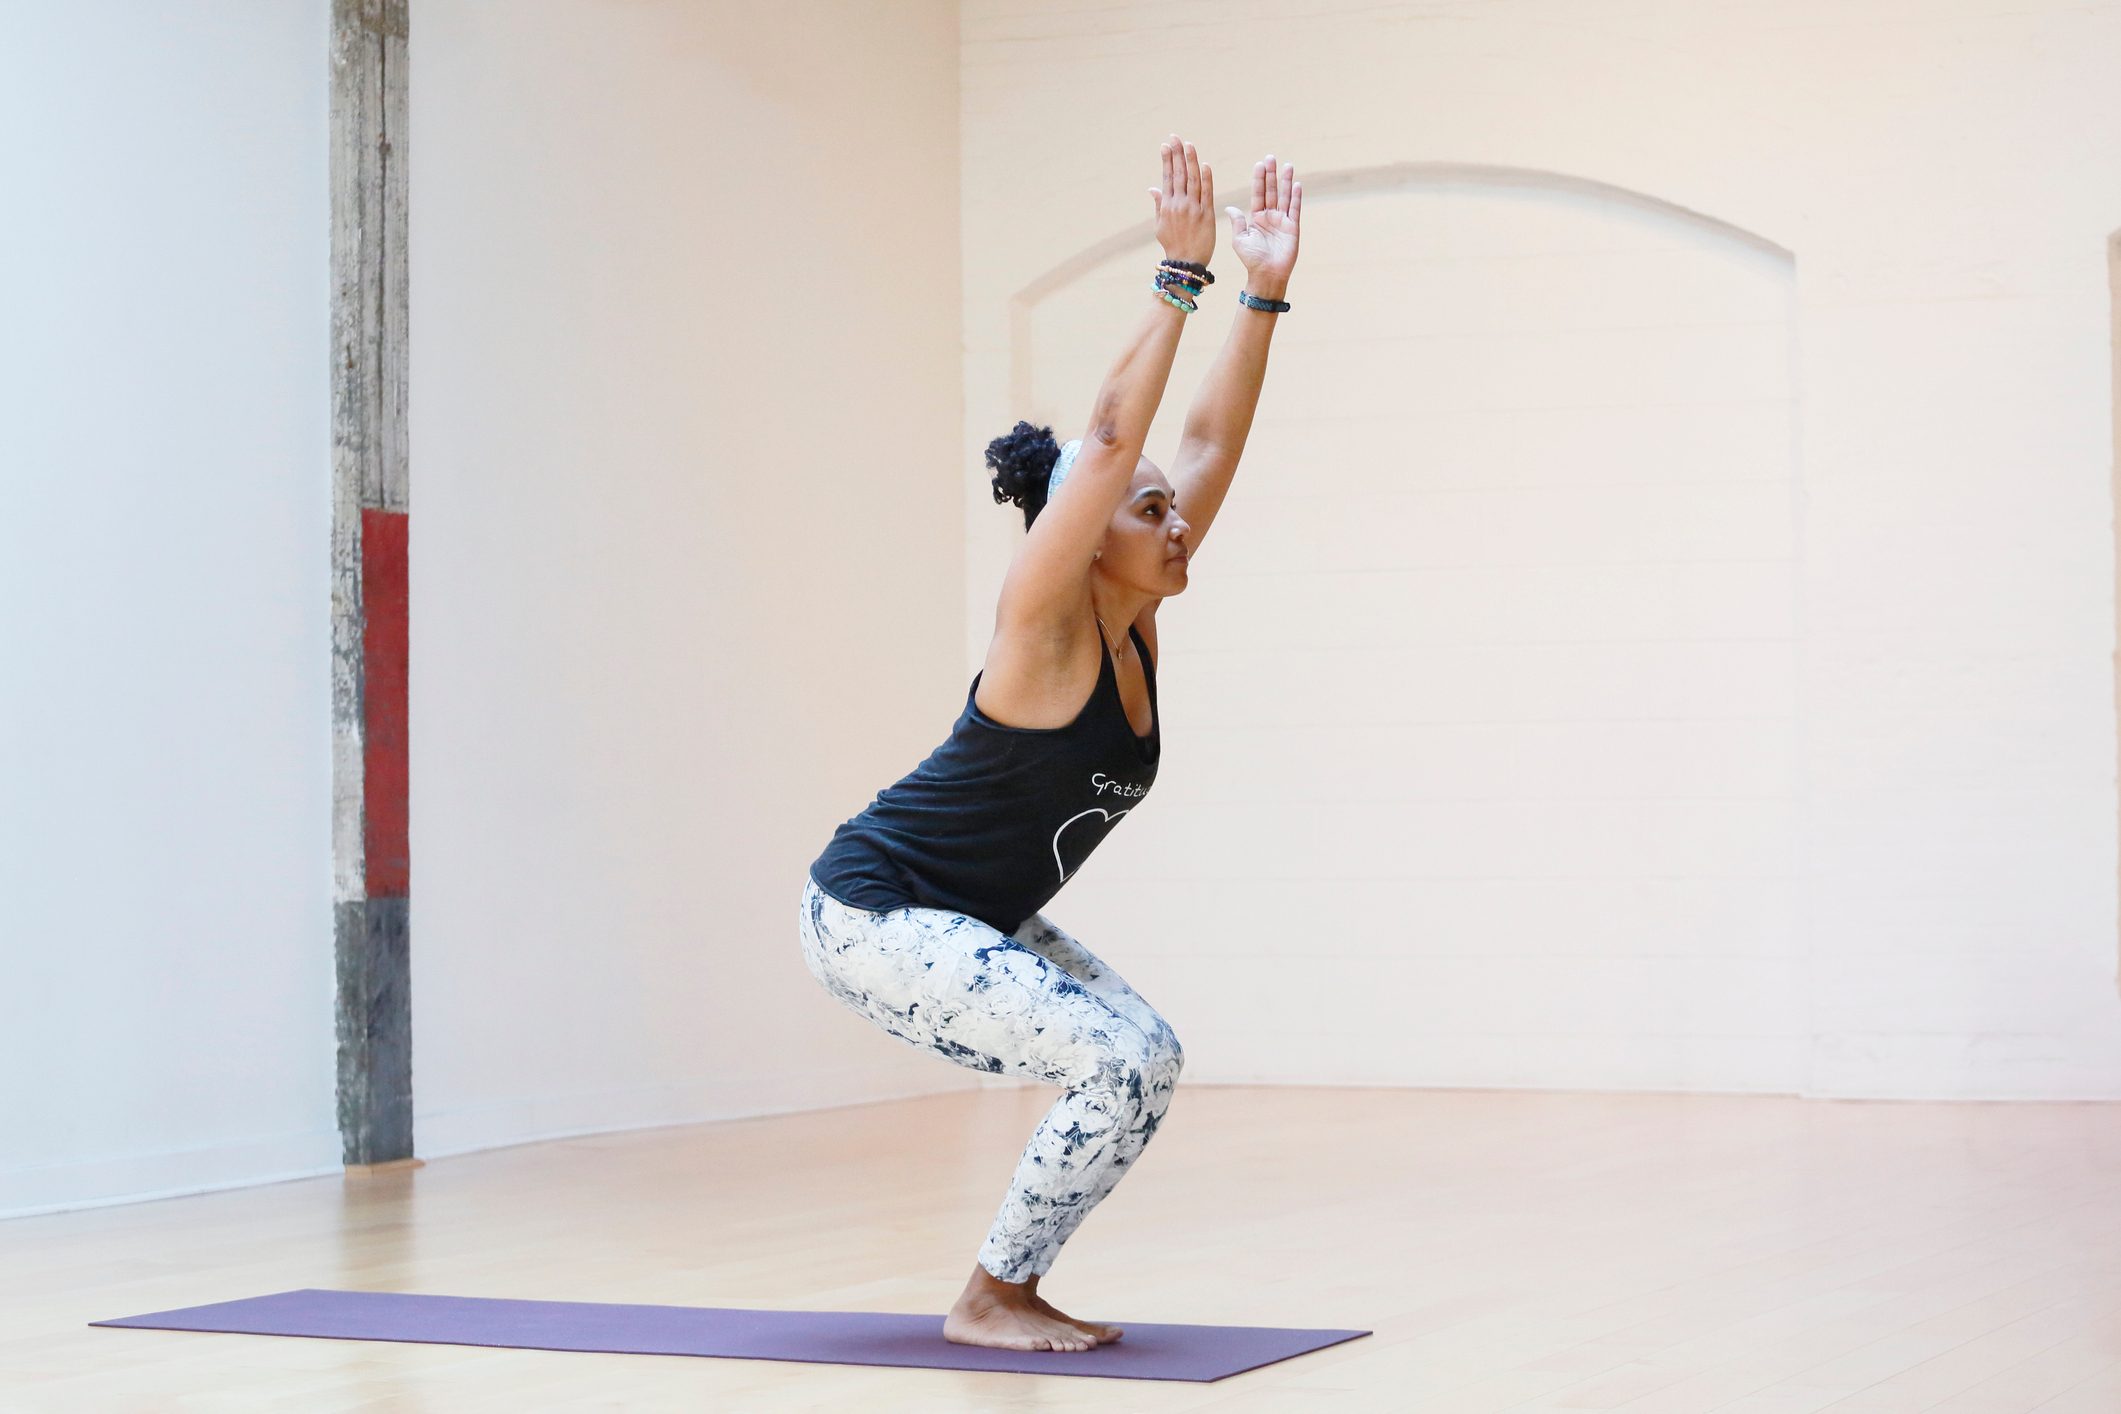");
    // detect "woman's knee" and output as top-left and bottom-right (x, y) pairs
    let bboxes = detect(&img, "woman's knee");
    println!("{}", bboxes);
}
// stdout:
(1144, 1015), (1183, 1080)
(1107, 1027), (1183, 1099)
